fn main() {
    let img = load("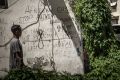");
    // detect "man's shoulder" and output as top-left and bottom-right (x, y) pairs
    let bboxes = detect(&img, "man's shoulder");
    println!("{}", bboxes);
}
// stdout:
(10, 38), (19, 45)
